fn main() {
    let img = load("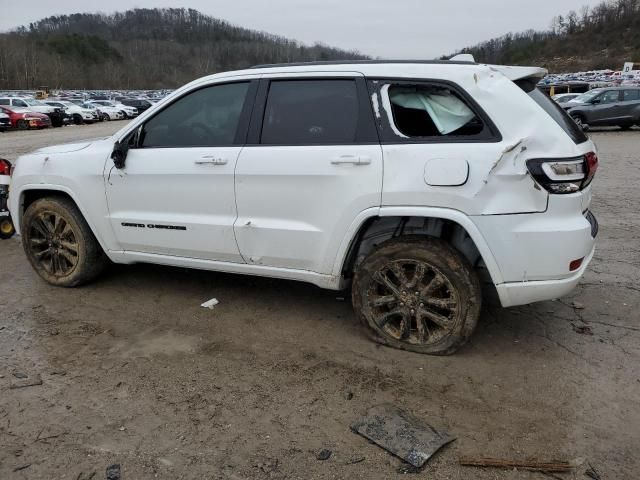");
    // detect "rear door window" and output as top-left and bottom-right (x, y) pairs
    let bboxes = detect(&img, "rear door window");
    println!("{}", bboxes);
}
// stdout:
(623, 90), (640, 101)
(260, 80), (359, 145)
